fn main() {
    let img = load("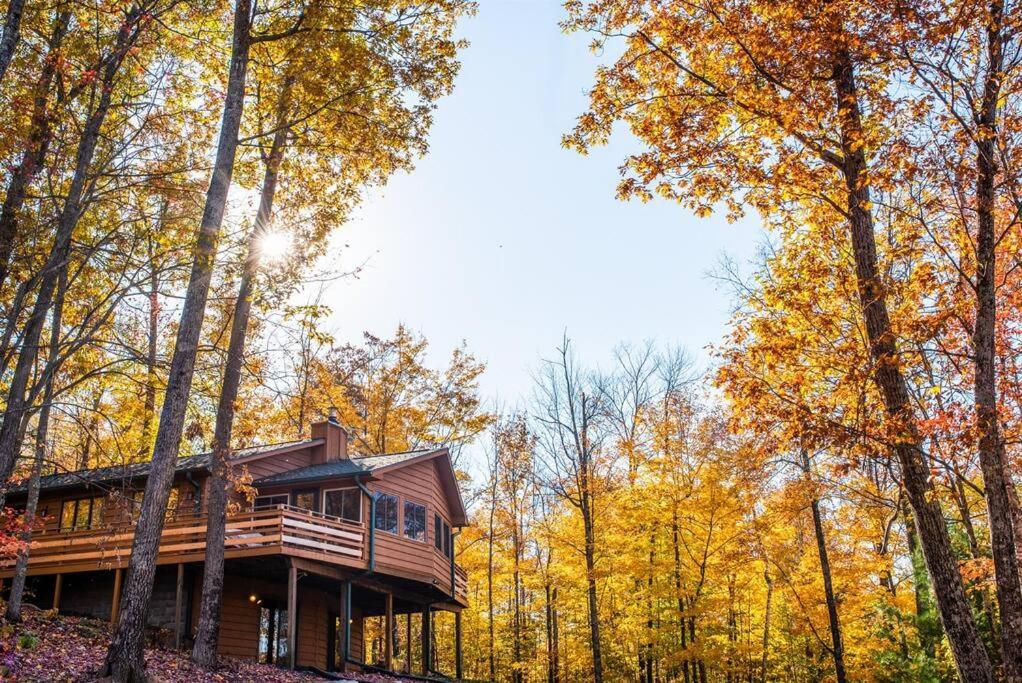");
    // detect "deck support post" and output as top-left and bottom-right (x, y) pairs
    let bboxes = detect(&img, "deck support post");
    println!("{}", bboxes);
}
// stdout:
(341, 580), (352, 664)
(52, 573), (63, 612)
(110, 568), (123, 625)
(174, 563), (184, 649)
(421, 604), (432, 676)
(406, 611), (412, 673)
(384, 592), (393, 671)
(287, 563), (298, 670)
(455, 610), (463, 680)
